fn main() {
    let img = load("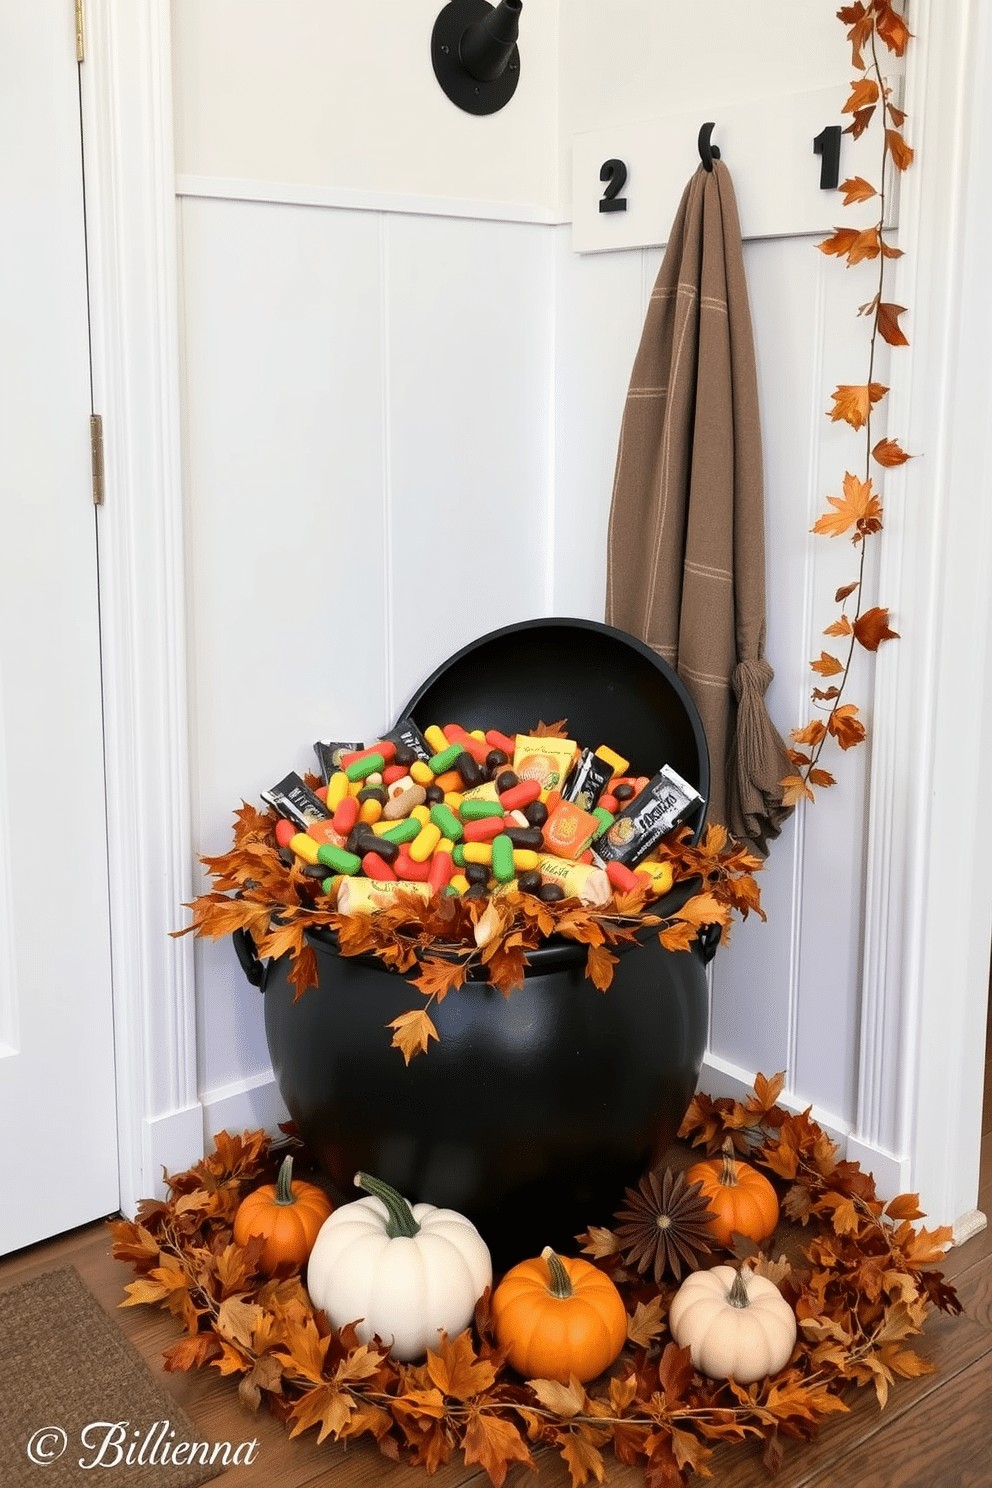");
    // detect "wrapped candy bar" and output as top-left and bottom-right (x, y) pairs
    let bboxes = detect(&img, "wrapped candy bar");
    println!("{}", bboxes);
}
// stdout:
(593, 765), (703, 868)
